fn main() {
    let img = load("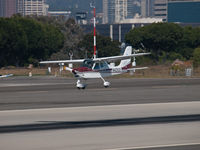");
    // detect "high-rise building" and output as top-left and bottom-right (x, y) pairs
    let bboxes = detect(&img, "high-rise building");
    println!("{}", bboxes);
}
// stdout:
(17, 0), (48, 16)
(0, 0), (5, 17)
(168, 0), (200, 23)
(103, 0), (115, 23)
(141, 0), (155, 17)
(0, 0), (17, 17)
(153, 0), (167, 21)
(103, 0), (135, 24)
